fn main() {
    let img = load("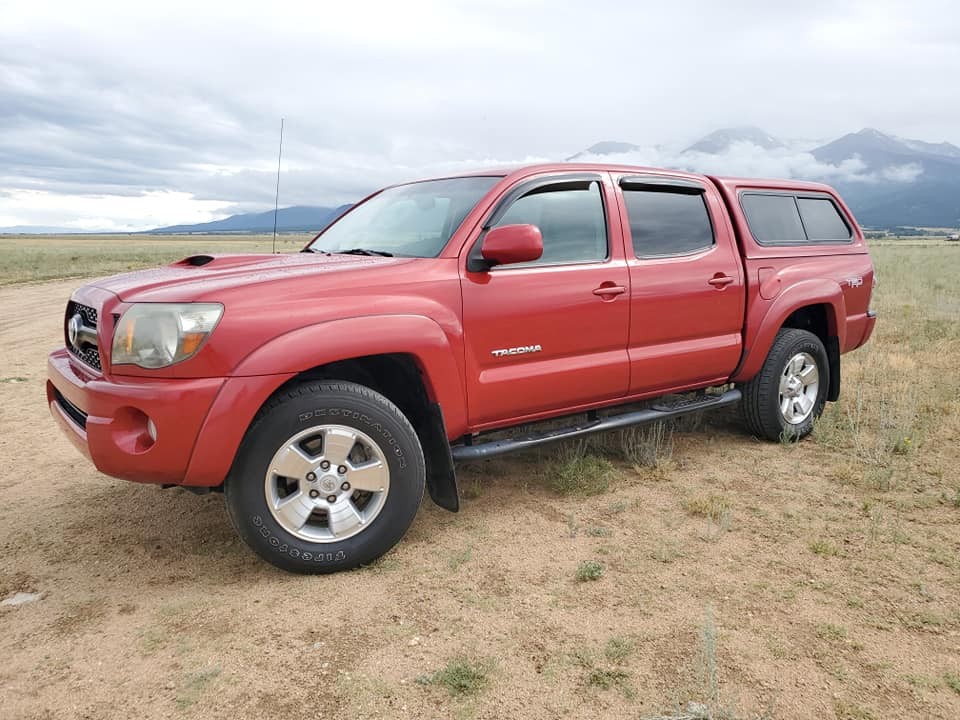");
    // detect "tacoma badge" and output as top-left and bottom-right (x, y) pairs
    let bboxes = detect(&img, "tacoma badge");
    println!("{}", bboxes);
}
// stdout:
(491, 344), (542, 358)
